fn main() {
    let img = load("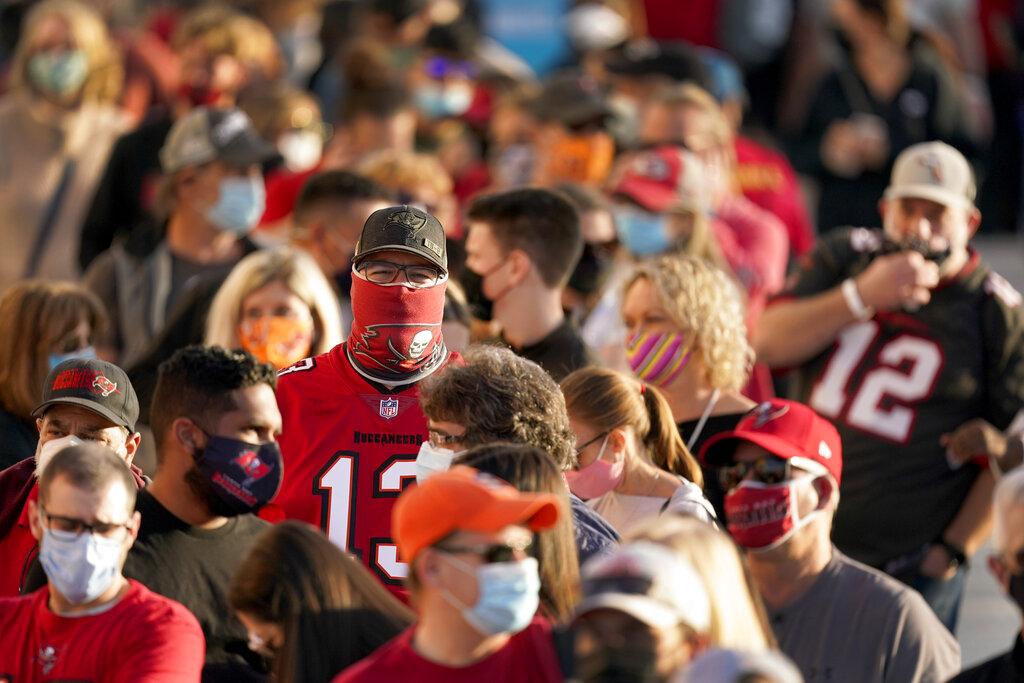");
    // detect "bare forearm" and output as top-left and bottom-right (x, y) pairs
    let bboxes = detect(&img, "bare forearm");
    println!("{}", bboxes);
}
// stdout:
(754, 287), (858, 367)
(944, 468), (996, 557)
